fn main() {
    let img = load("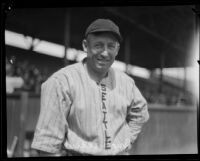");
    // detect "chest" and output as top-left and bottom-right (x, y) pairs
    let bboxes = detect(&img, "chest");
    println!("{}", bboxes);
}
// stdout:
(70, 80), (132, 119)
